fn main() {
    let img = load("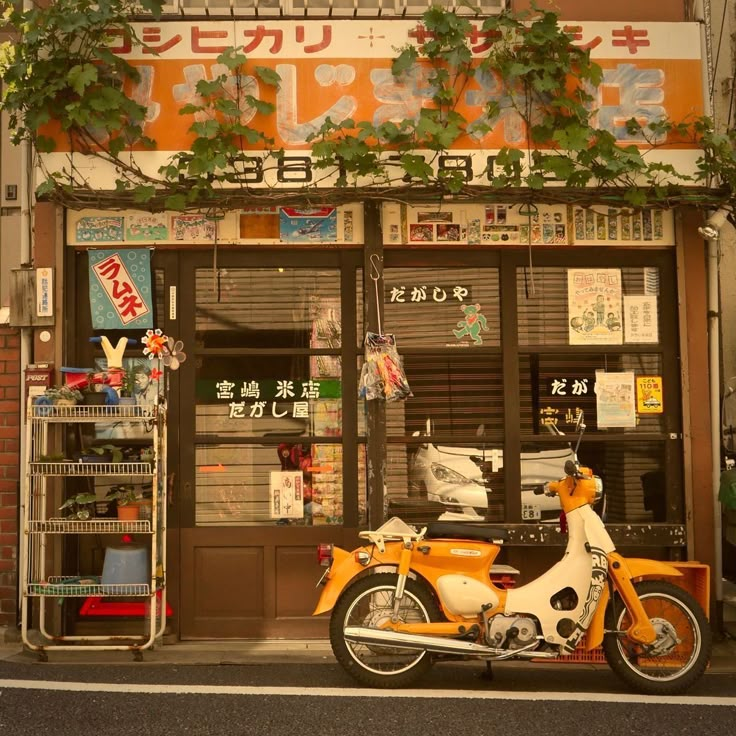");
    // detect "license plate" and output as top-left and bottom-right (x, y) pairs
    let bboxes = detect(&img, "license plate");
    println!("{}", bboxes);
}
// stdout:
(521, 503), (541, 521)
